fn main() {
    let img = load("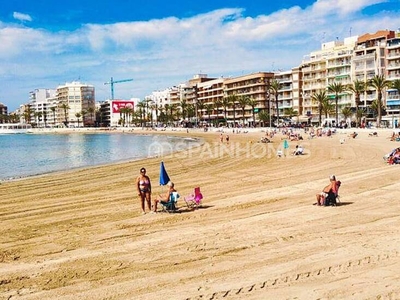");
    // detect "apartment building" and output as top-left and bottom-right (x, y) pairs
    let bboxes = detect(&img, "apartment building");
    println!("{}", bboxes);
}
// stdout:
(99, 99), (135, 127)
(223, 72), (274, 126)
(274, 68), (304, 121)
(386, 32), (400, 126)
(28, 88), (56, 127)
(301, 37), (357, 124)
(196, 77), (225, 124)
(353, 30), (395, 120)
(56, 81), (96, 127)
